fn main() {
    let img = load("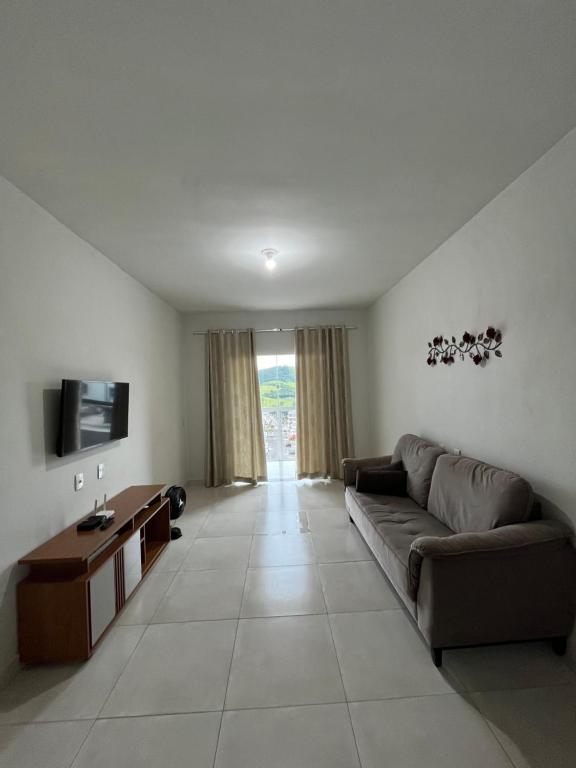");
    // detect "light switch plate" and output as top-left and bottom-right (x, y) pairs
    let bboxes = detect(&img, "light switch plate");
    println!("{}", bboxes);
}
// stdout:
(74, 472), (84, 491)
(97, 463), (104, 479)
